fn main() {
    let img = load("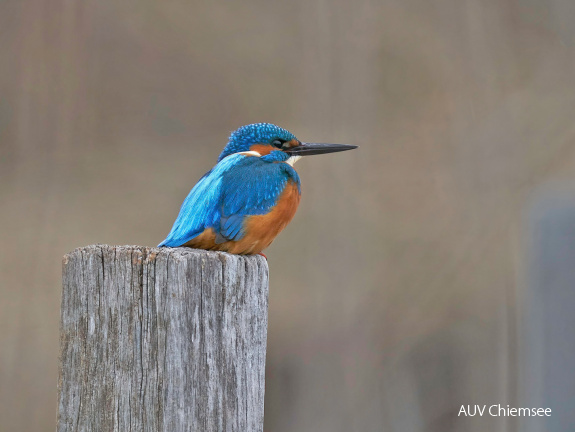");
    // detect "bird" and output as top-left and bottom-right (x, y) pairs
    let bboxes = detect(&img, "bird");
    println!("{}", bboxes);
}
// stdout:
(158, 123), (357, 255)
